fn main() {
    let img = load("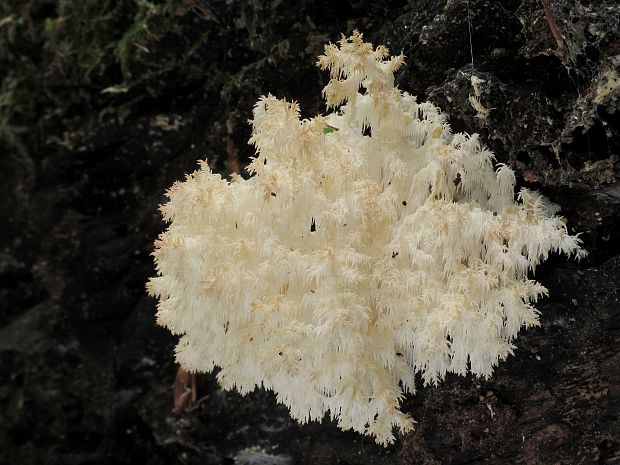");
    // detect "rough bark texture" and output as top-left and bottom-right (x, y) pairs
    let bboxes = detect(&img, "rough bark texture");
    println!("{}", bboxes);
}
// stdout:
(0, 1), (618, 464)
